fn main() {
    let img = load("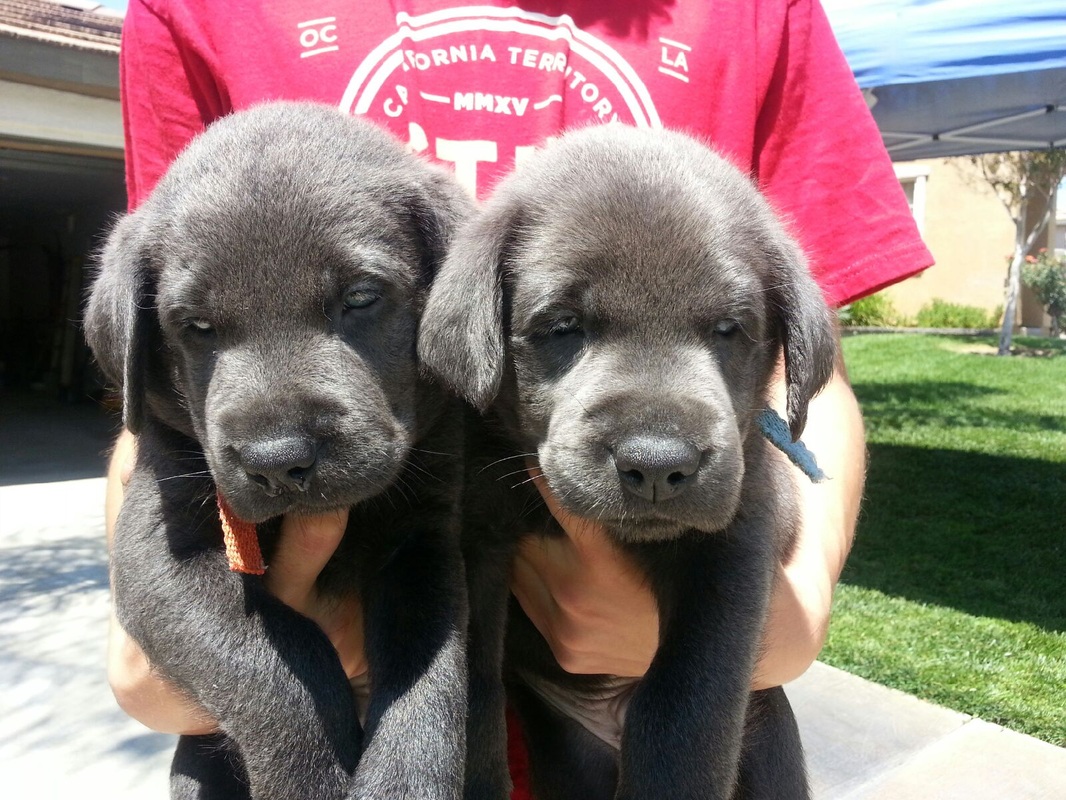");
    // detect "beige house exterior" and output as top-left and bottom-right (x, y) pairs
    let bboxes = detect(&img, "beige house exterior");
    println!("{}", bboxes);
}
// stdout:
(884, 156), (1054, 330)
